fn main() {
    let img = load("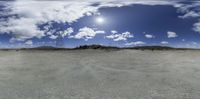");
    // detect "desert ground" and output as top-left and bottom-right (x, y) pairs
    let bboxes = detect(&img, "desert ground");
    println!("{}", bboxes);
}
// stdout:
(0, 49), (200, 99)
